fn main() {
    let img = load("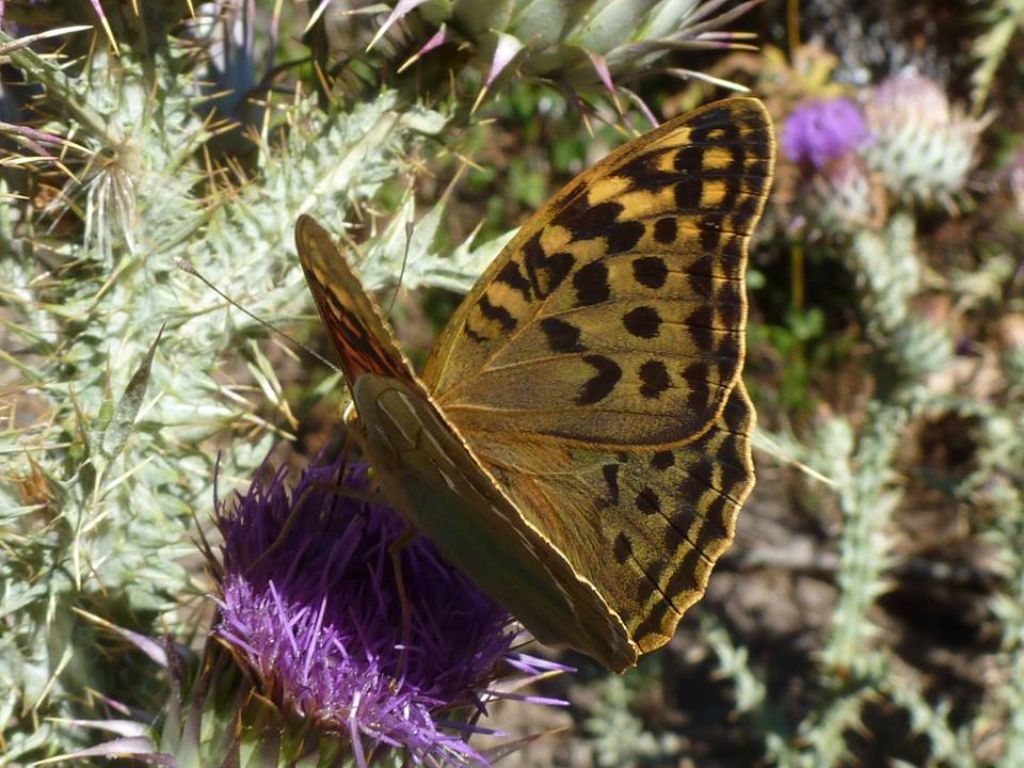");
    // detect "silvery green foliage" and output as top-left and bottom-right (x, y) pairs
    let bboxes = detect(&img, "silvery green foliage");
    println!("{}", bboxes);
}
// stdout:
(971, 0), (1024, 110)
(0, 29), (448, 759)
(358, 188), (517, 294)
(715, 216), (1008, 765)
(369, 0), (762, 101)
(583, 676), (678, 767)
(846, 213), (954, 383)
(956, 359), (1024, 765)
